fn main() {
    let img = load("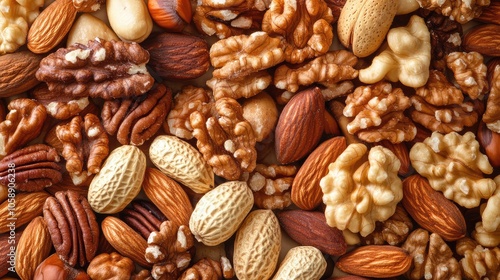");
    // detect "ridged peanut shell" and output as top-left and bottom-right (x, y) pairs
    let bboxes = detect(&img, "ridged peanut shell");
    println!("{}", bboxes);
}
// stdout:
(150, 135), (214, 193)
(272, 246), (327, 280)
(0, 191), (50, 233)
(234, 209), (281, 280)
(189, 181), (253, 246)
(88, 145), (146, 214)
(142, 167), (193, 228)
(101, 216), (150, 268)
(15, 217), (52, 280)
